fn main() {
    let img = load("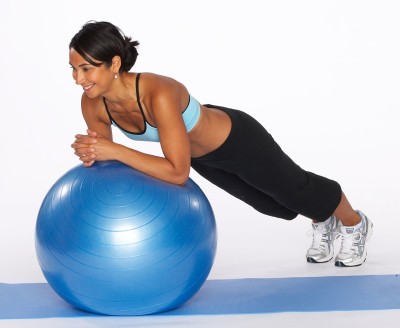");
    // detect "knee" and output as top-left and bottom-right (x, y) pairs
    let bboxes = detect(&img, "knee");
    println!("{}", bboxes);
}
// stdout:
(252, 203), (298, 221)
(275, 186), (341, 221)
